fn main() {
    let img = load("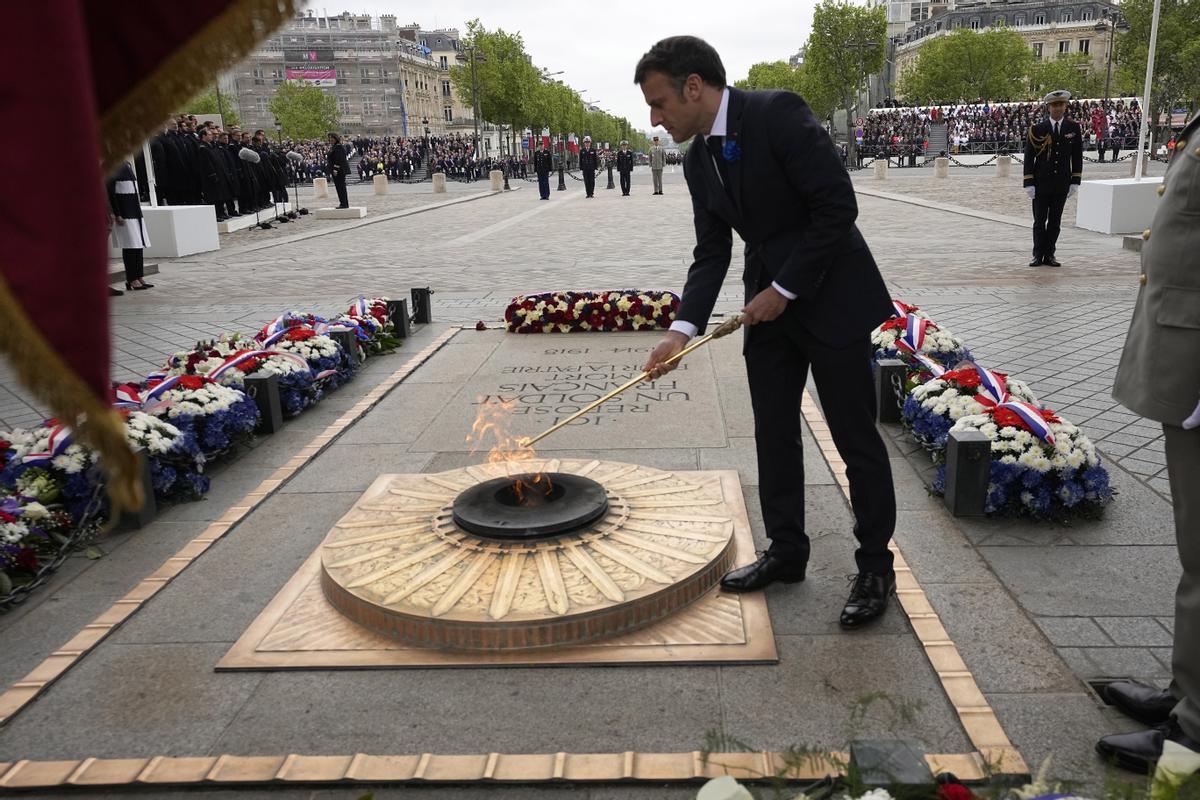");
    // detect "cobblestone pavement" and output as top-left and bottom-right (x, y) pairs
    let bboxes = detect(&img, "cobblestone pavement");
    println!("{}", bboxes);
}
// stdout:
(2, 164), (1180, 755)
